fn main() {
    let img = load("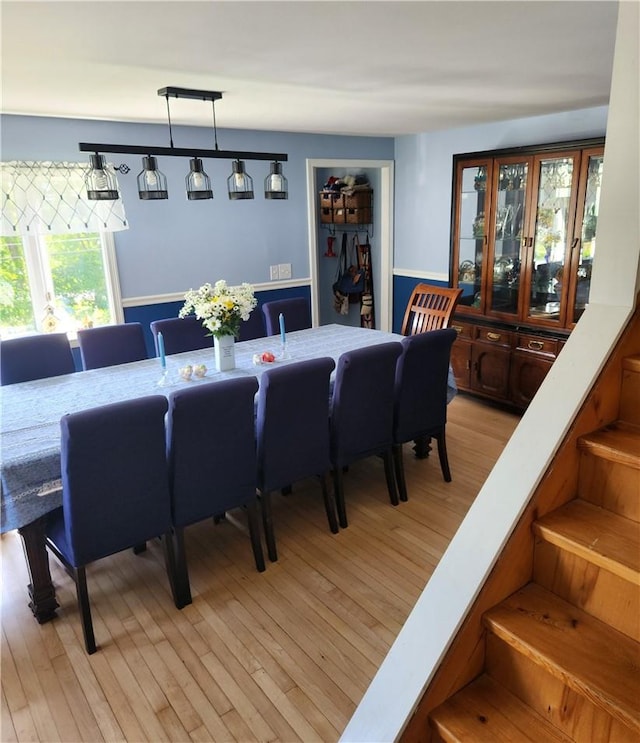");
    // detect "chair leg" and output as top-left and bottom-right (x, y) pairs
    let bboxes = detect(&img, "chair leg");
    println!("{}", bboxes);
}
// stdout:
(393, 444), (408, 502)
(319, 471), (339, 534)
(171, 527), (192, 609)
(332, 466), (348, 529)
(260, 490), (278, 562)
(382, 449), (399, 506)
(246, 501), (266, 573)
(74, 566), (97, 654)
(435, 429), (452, 483)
